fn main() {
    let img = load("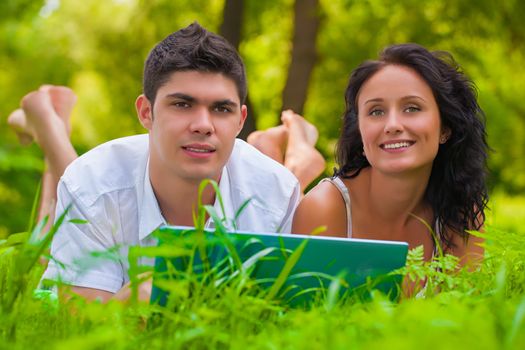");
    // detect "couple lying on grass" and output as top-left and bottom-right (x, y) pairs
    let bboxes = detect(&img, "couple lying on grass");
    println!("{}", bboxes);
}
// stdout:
(7, 22), (488, 302)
